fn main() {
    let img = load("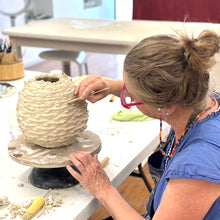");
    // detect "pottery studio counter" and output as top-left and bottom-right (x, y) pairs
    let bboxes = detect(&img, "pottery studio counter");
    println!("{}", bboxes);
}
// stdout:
(0, 70), (169, 220)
